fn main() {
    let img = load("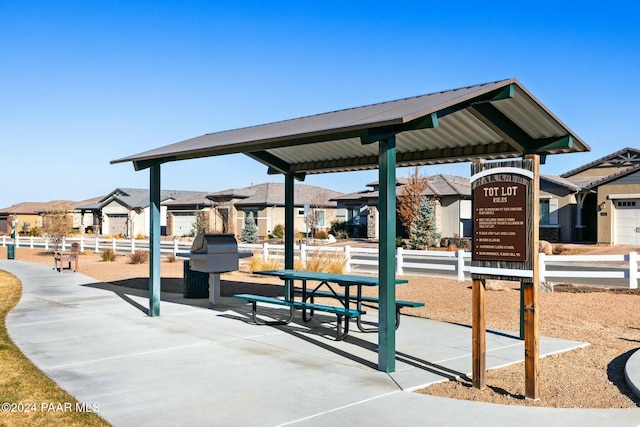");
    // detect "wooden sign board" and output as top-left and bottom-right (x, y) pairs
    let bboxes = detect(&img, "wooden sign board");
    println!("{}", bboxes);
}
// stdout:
(471, 159), (536, 281)
(469, 156), (540, 400)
